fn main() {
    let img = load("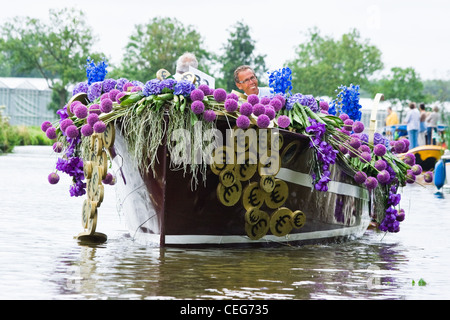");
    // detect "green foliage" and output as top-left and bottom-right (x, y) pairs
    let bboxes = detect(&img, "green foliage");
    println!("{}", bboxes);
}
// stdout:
(287, 28), (383, 97)
(111, 17), (212, 82)
(423, 79), (450, 102)
(0, 8), (105, 112)
(217, 21), (267, 92)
